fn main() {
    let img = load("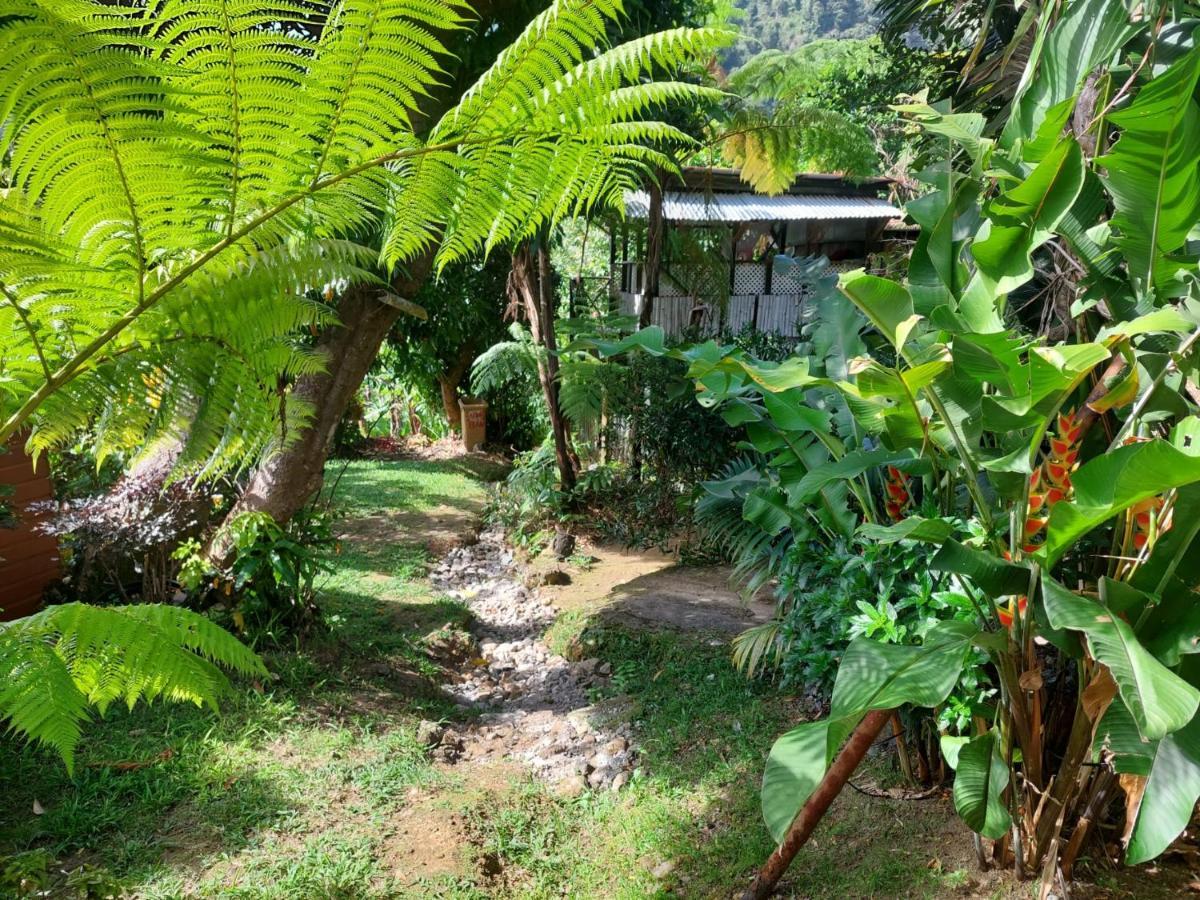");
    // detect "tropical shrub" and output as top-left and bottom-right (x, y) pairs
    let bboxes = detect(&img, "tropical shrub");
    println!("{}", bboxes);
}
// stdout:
(175, 509), (336, 639)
